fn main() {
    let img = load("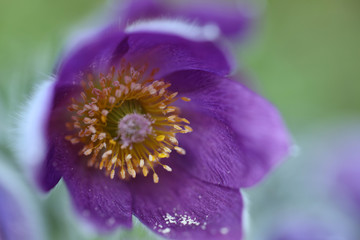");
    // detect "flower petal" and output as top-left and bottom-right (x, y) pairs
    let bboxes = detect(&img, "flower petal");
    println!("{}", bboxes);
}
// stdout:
(15, 80), (62, 192)
(56, 26), (126, 87)
(129, 166), (244, 240)
(56, 21), (232, 90)
(41, 122), (133, 231)
(167, 70), (290, 188)
(120, 0), (254, 39)
(0, 160), (46, 240)
(52, 27), (232, 115)
(126, 18), (220, 42)
(0, 185), (30, 240)
(122, 30), (232, 77)
(61, 158), (133, 231)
